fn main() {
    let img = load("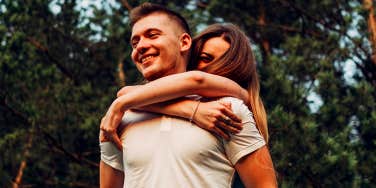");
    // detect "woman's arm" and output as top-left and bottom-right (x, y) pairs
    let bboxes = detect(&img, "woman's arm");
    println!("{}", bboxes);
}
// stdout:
(118, 86), (244, 140)
(116, 71), (248, 110)
(135, 99), (244, 140)
(100, 71), (247, 149)
(235, 146), (277, 188)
